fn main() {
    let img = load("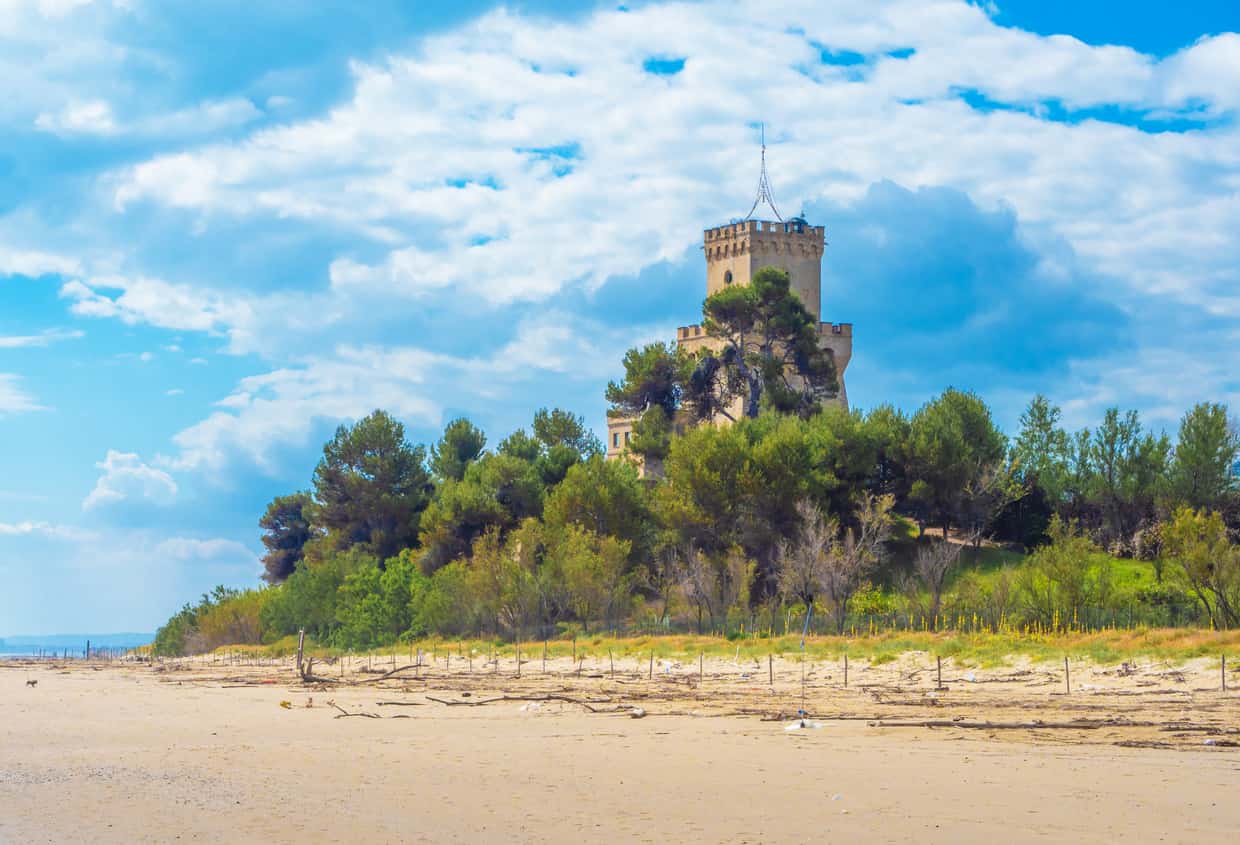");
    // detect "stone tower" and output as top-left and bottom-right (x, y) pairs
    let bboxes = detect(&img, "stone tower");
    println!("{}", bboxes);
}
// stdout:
(605, 141), (852, 461)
